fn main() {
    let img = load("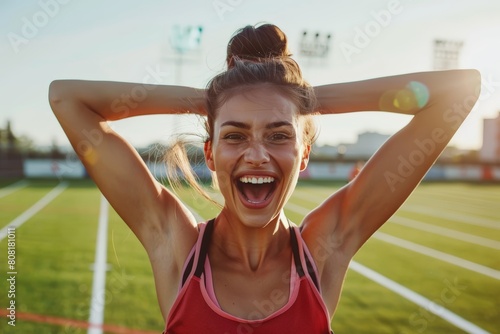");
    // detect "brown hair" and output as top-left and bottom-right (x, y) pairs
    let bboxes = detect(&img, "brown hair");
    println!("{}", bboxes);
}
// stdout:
(166, 23), (318, 206)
